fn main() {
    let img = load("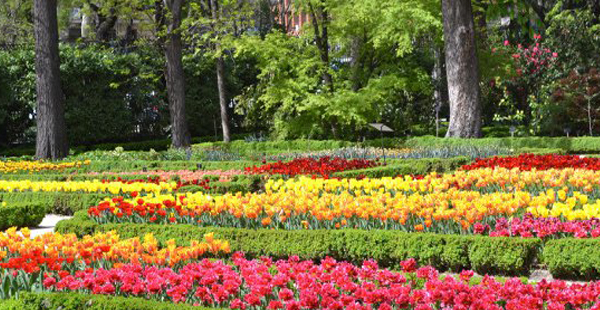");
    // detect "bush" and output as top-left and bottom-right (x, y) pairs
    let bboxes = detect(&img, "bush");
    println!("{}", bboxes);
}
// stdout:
(543, 238), (600, 280)
(0, 192), (106, 215)
(15, 292), (219, 310)
(332, 157), (470, 178)
(56, 214), (542, 276)
(0, 299), (24, 310)
(0, 203), (46, 230)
